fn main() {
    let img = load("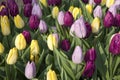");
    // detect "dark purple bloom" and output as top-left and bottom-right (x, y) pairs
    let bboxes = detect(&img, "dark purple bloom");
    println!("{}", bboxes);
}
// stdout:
(82, 0), (89, 4)
(109, 33), (120, 55)
(94, 0), (101, 5)
(82, 61), (95, 78)
(22, 30), (31, 44)
(85, 22), (92, 38)
(1, 1), (7, 7)
(23, 0), (32, 5)
(103, 11), (114, 28)
(84, 48), (96, 62)
(29, 15), (40, 30)
(0, 7), (9, 16)
(114, 14), (120, 27)
(24, 3), (32, 17)
(61, 39), (70, 51)
(48, 0), (62, 6)
(64, 11), (74, 27)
